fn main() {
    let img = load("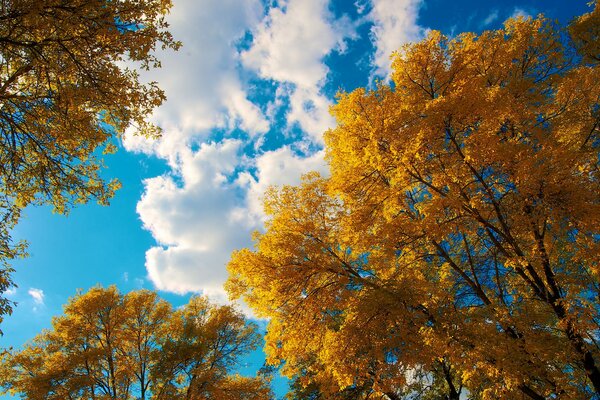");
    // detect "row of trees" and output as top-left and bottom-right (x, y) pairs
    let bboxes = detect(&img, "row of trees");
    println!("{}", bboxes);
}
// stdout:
(0, 287), (271, 399)
(227, 3), (600, 400)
